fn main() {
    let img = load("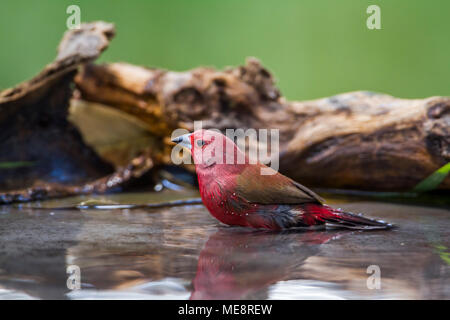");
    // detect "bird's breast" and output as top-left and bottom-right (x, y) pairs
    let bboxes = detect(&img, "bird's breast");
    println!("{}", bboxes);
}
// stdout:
(199, 181), (252, 227)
